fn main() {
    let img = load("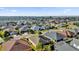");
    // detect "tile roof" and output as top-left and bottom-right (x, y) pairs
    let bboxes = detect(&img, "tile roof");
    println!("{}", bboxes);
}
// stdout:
(59, 30), (74, 37)
(2, 39), (31, 51)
